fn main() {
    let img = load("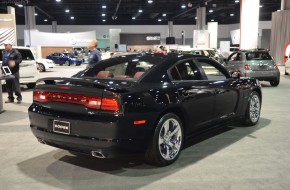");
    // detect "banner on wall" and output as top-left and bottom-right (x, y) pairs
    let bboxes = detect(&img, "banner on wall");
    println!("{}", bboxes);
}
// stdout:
(193, 30), (209, 48)
(220, 41), (231, 57)
(0, 14), (16, 45)
(24, 30), (96, 47)
(230, 29), (240, 45)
